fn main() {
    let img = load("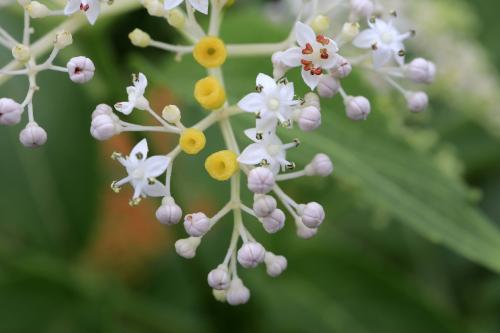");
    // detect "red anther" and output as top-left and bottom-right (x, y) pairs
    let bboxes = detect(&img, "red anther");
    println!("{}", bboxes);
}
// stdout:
(313, 67), (323, 75)
(302, 43), (313, 55)
(316, 35), (330, 45)
(320, 48), (329, 59)
(301, 59), (312, 71)
(80, 3), (90, 11)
